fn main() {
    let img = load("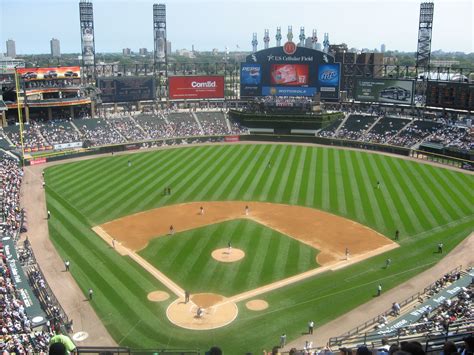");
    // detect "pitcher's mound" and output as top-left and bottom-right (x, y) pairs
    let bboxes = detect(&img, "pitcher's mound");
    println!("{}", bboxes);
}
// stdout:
(246, 299), (268, 311)
(147, 290), (170, 302)
(167, 293), (238, 330)
(211, 248), (245, 263)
